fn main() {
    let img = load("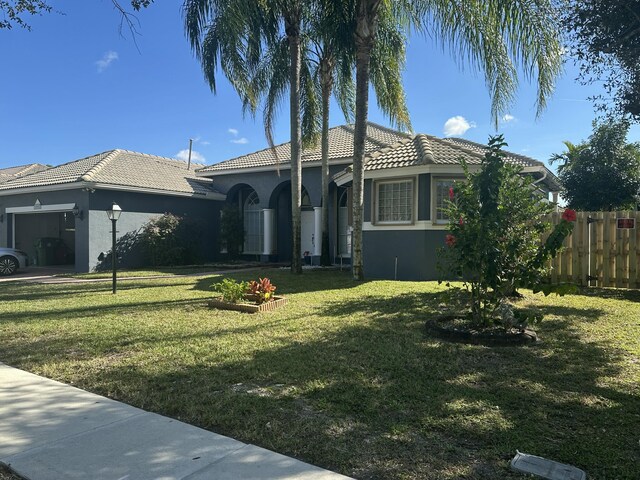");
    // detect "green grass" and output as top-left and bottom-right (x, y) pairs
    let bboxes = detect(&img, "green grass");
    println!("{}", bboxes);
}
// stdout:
(1, 270), (638, 479)
(61, 261), (263, 279)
